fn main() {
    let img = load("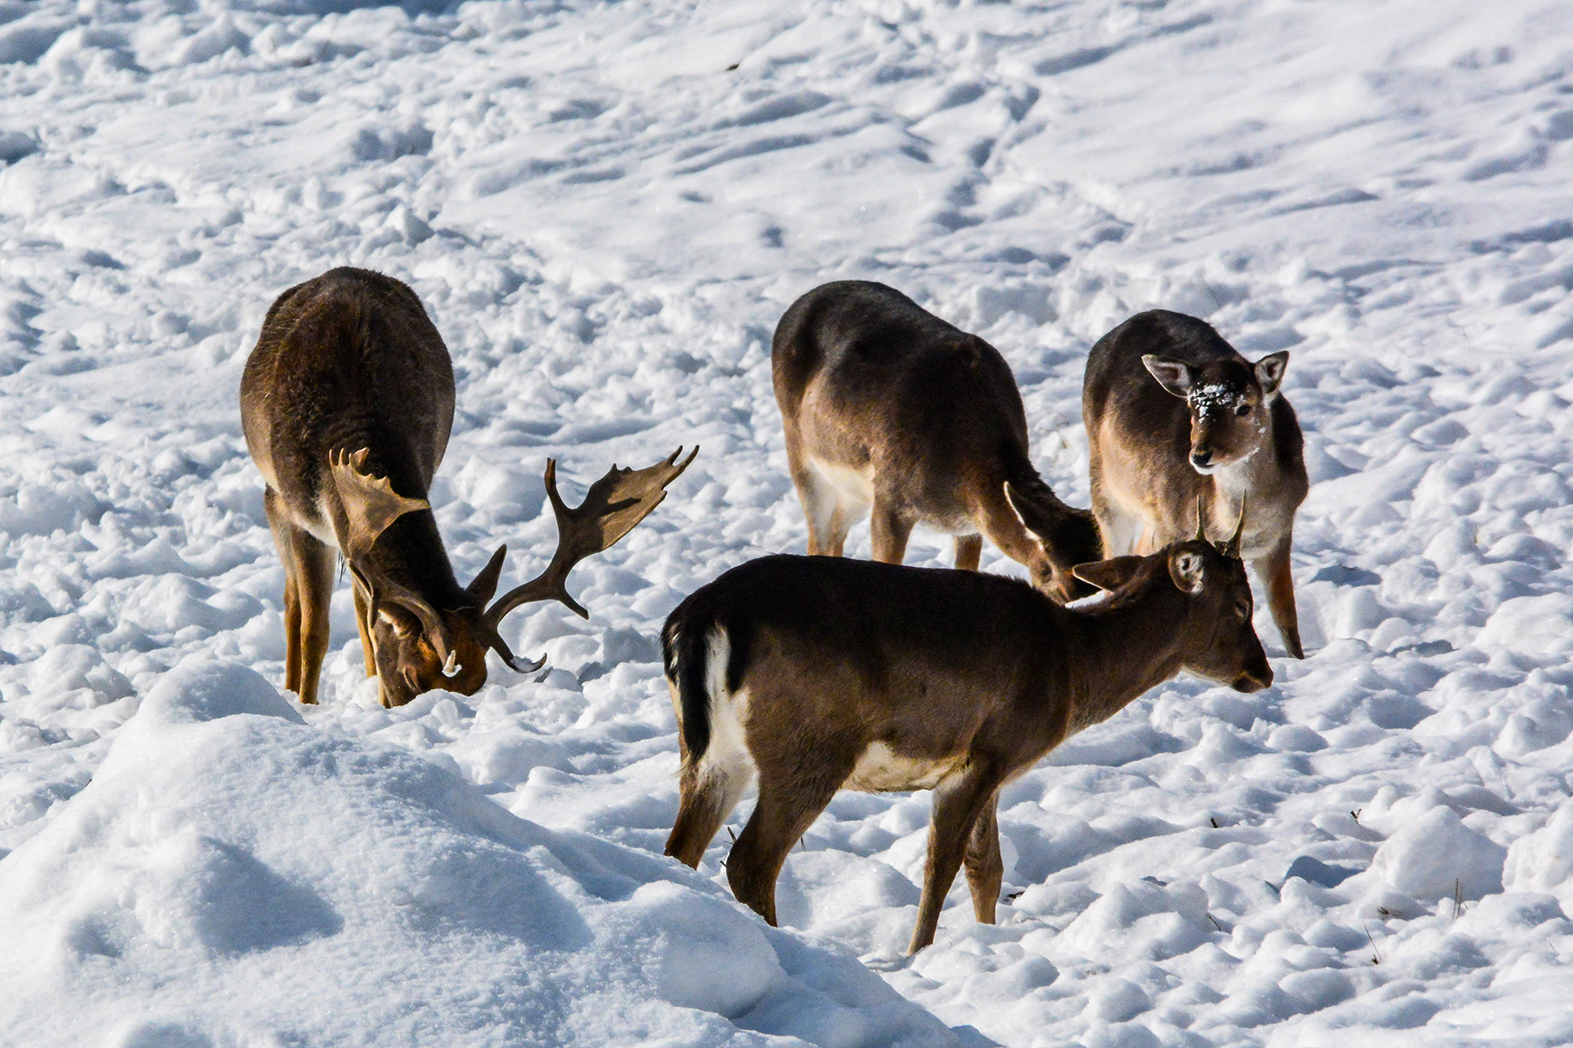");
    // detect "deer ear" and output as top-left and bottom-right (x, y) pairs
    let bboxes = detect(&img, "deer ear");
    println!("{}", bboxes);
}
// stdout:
(1072, 556), (1144, 592)
(1004, 482), (1052, 541)
(1254, 351), (1289, 397)
(467, 546), (507, 603)
(329, 448), (430, 558)
(1142, 355), (1193, 399)
(1168, 549), (1206, 593)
